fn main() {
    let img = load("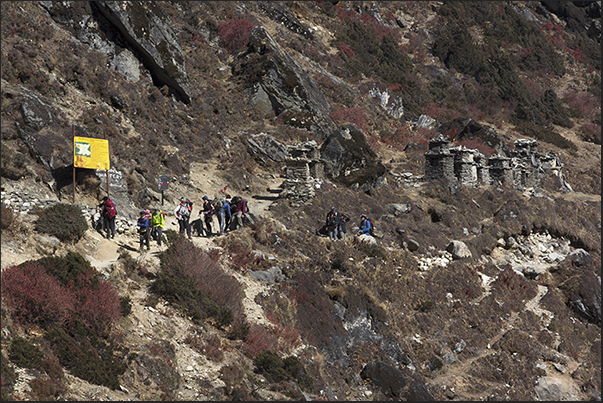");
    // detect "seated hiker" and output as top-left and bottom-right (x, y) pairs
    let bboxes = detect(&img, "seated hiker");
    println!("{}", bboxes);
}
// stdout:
(354, 214), (374, 248)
